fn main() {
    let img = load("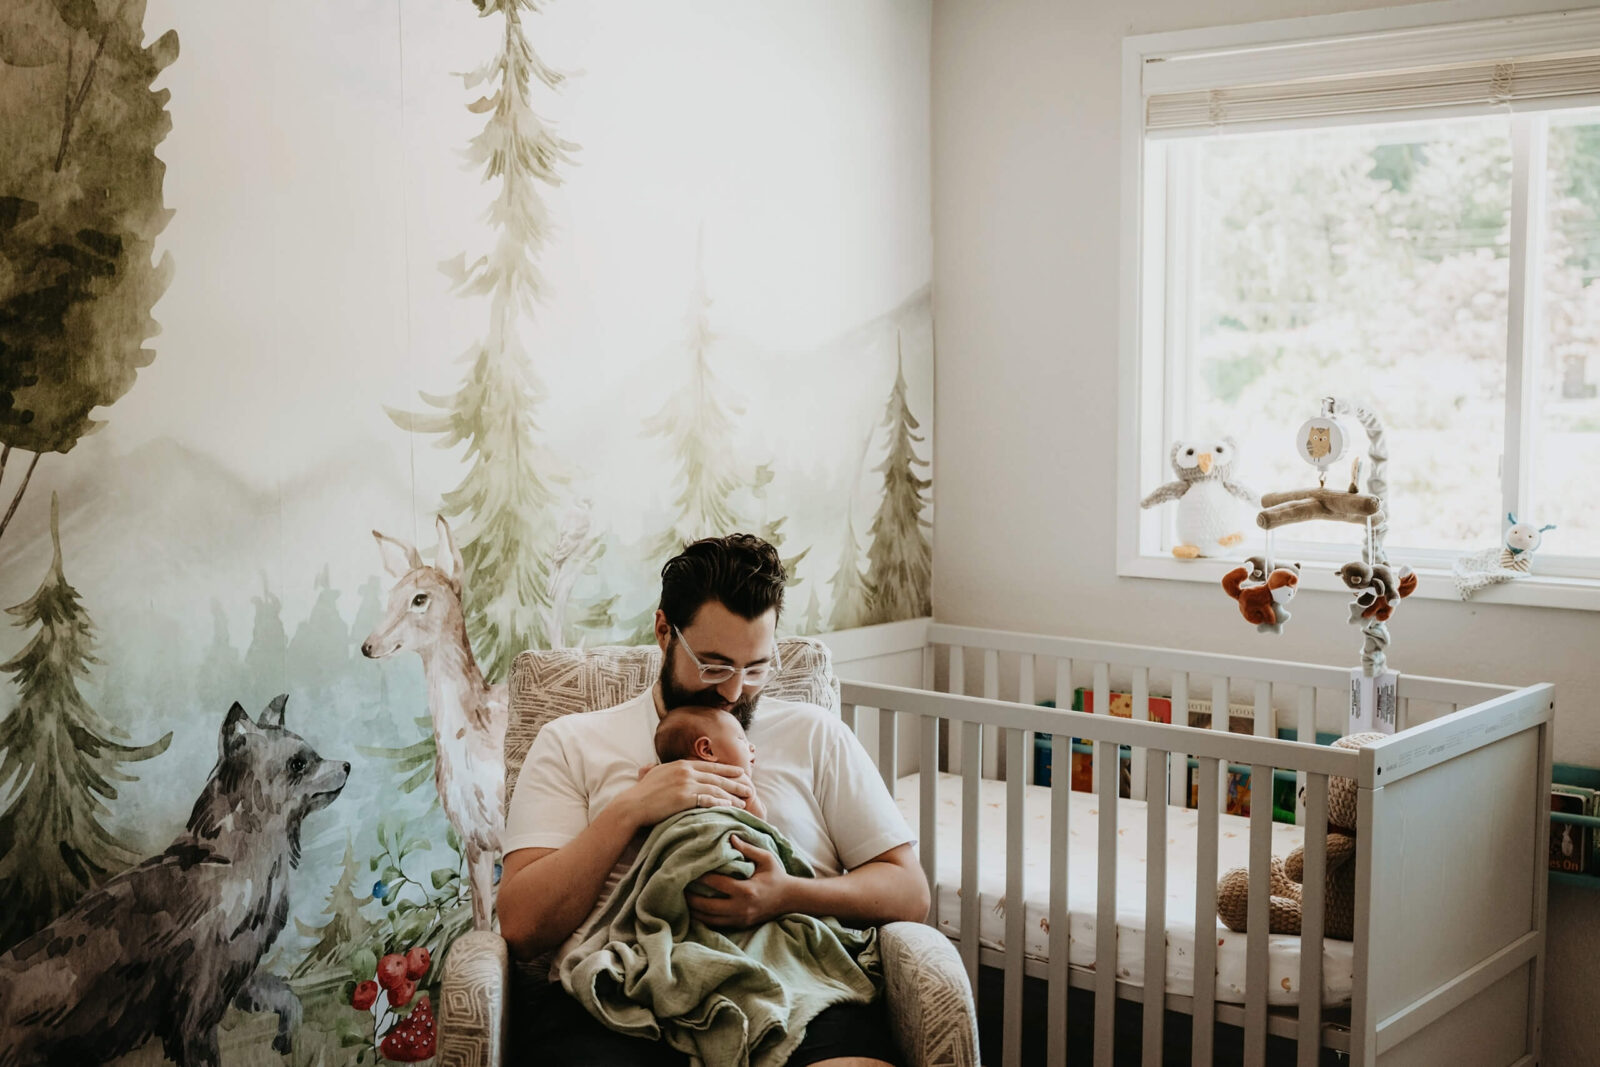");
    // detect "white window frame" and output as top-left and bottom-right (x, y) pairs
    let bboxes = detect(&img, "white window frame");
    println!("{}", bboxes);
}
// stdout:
(1117, 0), (1600, 612)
